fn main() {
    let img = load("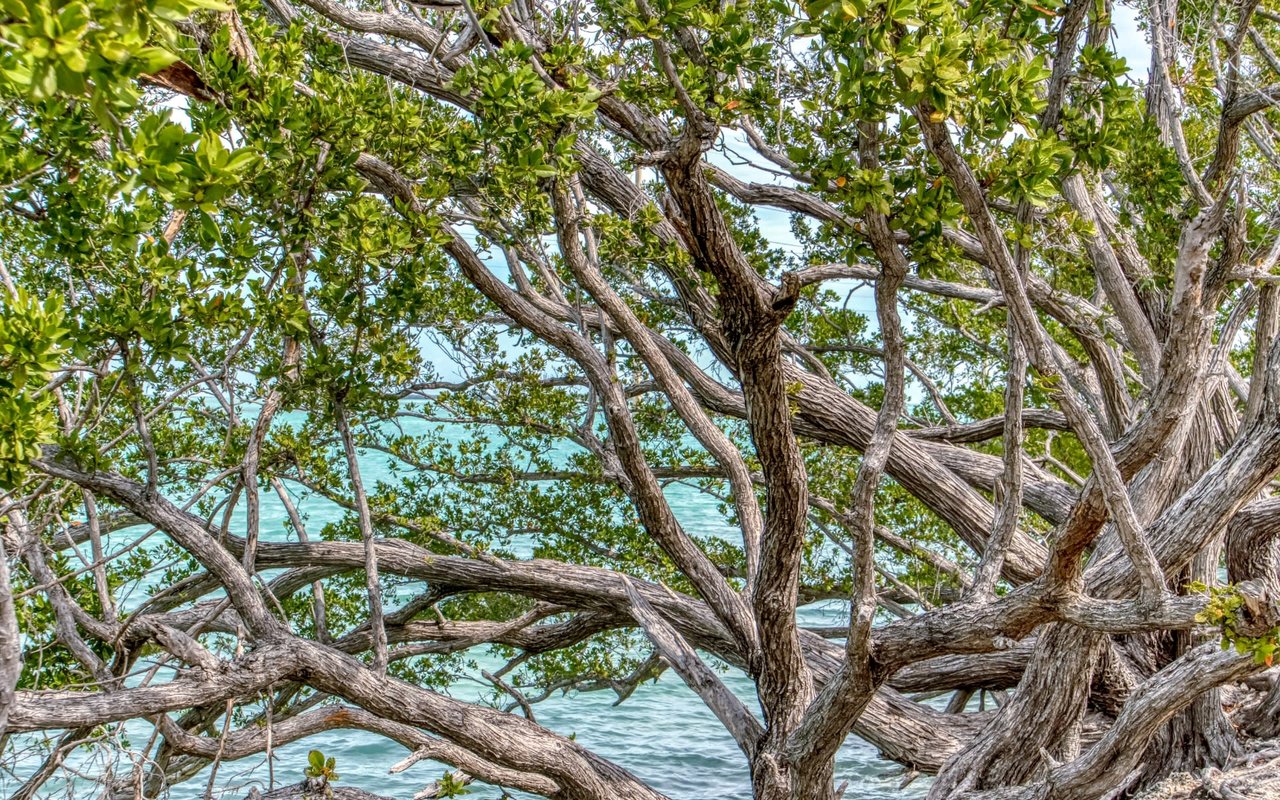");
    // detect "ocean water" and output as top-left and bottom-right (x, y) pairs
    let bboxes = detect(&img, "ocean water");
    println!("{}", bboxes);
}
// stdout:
(15, 418), (931, 800)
